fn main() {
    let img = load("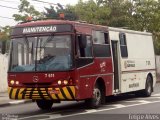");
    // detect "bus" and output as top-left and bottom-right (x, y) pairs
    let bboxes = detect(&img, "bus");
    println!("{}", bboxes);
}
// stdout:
(8, 20), (156, 109)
